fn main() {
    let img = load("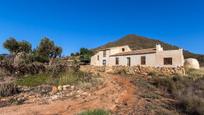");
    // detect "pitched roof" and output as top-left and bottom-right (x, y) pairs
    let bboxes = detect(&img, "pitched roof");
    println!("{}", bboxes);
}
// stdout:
(96, 45), (129, 51)
(110, 48), (156, 56)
